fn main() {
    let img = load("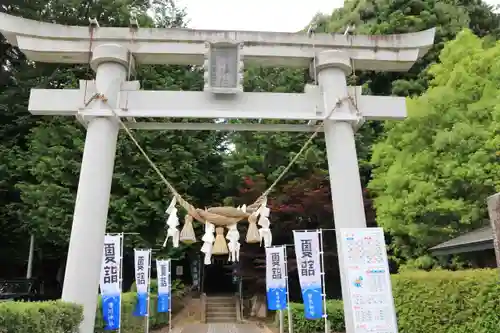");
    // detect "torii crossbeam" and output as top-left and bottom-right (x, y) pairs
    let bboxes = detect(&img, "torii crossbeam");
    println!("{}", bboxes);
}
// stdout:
(0, 12), (435, 333)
